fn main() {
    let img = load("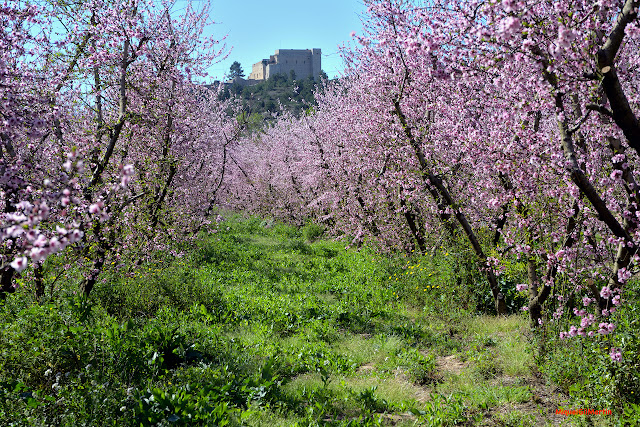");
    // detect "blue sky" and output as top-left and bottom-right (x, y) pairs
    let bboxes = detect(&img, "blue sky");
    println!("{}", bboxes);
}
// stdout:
(175, 0), (367, 81)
